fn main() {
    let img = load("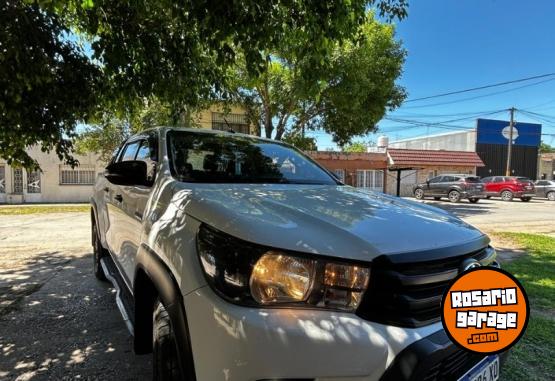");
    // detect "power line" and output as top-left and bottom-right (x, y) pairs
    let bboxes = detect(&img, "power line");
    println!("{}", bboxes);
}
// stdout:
(401, 78), (555, 109)
(405, 72), (555, 103)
